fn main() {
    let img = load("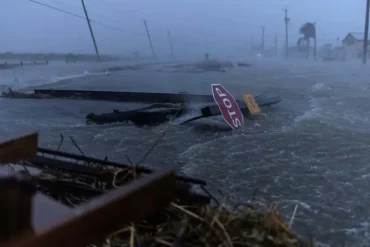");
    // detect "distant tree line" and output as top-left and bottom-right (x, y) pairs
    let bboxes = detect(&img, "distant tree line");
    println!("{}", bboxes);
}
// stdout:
(0, 52), (124, 62)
